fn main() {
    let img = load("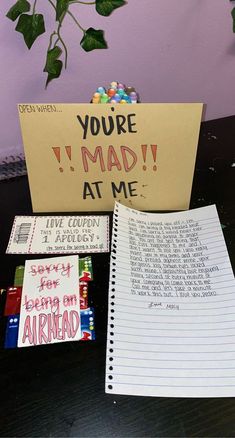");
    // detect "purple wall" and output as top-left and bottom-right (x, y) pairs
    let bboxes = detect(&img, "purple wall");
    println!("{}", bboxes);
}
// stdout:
(0, 0), (234, 157)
